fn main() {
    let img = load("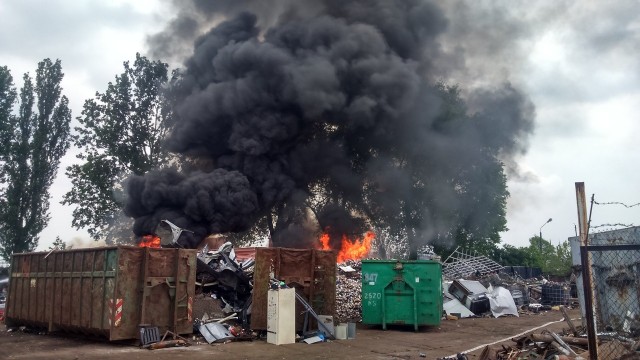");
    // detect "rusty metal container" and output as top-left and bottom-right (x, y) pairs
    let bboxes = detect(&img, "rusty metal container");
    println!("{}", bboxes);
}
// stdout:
(250, 248), (336, 331)
(5, 246), (196, 341)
